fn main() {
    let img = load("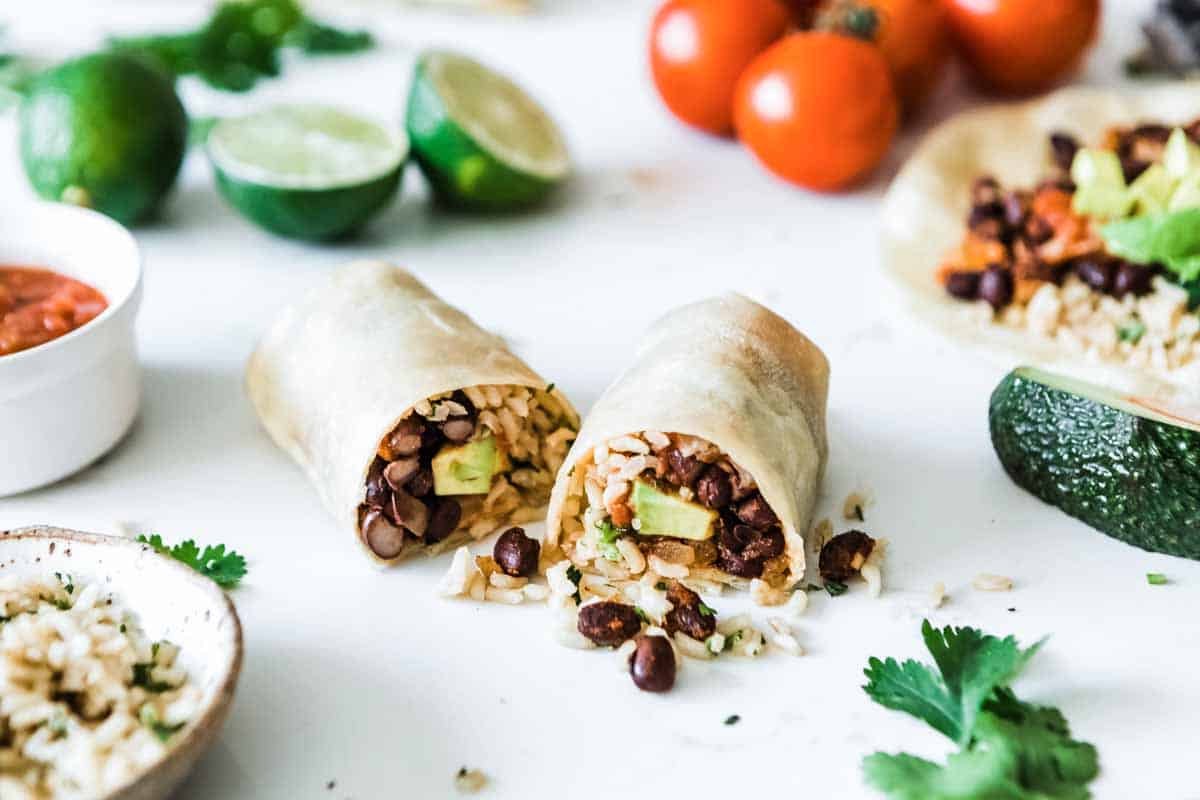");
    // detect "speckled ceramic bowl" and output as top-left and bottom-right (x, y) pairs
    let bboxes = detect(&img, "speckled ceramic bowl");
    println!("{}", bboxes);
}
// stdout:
(0, 526), (243, 800)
